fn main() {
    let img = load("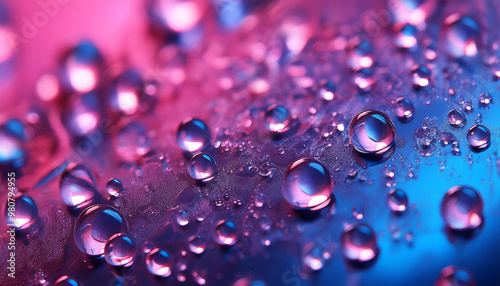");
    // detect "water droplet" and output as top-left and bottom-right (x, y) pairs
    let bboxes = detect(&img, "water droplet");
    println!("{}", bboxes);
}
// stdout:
(346, 38), (374, 71)
(106, 178), (124, 198)
(258, 161), (277, 177)
(264, 105), (293, 136)
(188, 153), (217, 182)
(177, 118), (211, 153)
(352, 206), (364, 219)
(254, 193), (265, 208)
(62, 40), (102, 93)
(478, 92), (493, 108)
(388, 189), (408, 213)
(188, 236), (207, 254)
(74, 205), (129, 256)
(108, 70), (144, 115)
(447, 109), (466, 128)
(55, 275), (81, 286)
(438, 132), (456, 146)
(302, 244), (331, 272)
(443, 14), (480, 58)
(60, 165), (97, 209)
(441, 186), (483, 231)
(146, 248), (173, 277)
(63, 91), (101, 137)
(317, 80), (336, 101)
(467, 125), (490, 150)
(213, 220), (238, 246)
(0, 119), (26, 167)
(341, 224), (378, 262)
(352, 68), (376, 92)
(116, 122), (151, 162)
(394, 23), (417, 49)
(349, 110), (396, 154)
(462, 101), (474, 114)
(148, 0), (205, 33)
(411, 65), (431, 88)
(394, 98), (415, 120)
(193, 270), (208, 285)
(104, 233), (137, 267)
(281, 158), (334, 210)
(176, 209), (190, 226)
(5, 194), (38, 230)
(436, 266), (476, 286)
